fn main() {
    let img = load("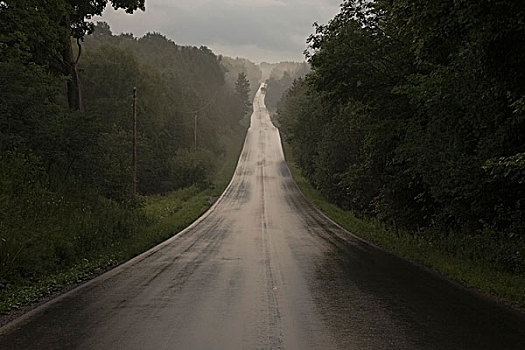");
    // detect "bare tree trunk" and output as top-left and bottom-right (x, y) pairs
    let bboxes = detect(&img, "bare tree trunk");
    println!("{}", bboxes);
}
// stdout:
(62, 34), (82, 111)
